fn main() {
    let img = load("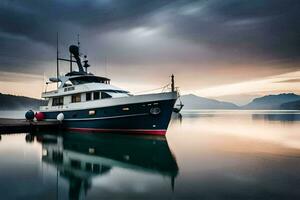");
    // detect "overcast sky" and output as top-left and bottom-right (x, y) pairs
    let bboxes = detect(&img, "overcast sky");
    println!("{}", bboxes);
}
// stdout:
(0, 0), (300, 104)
